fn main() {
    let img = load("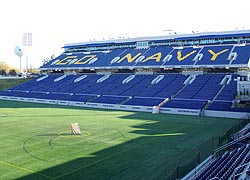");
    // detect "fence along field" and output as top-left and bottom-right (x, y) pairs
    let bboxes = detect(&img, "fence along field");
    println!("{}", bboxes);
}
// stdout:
(0, 100), (241, 179)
